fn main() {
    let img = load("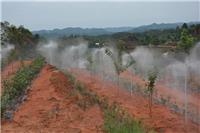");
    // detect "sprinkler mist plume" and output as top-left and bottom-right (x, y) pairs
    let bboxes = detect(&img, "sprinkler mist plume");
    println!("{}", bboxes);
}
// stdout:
(37, 41), (200, 91)
(37, 40), (200, 124)
(1, 44), (15, 60)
